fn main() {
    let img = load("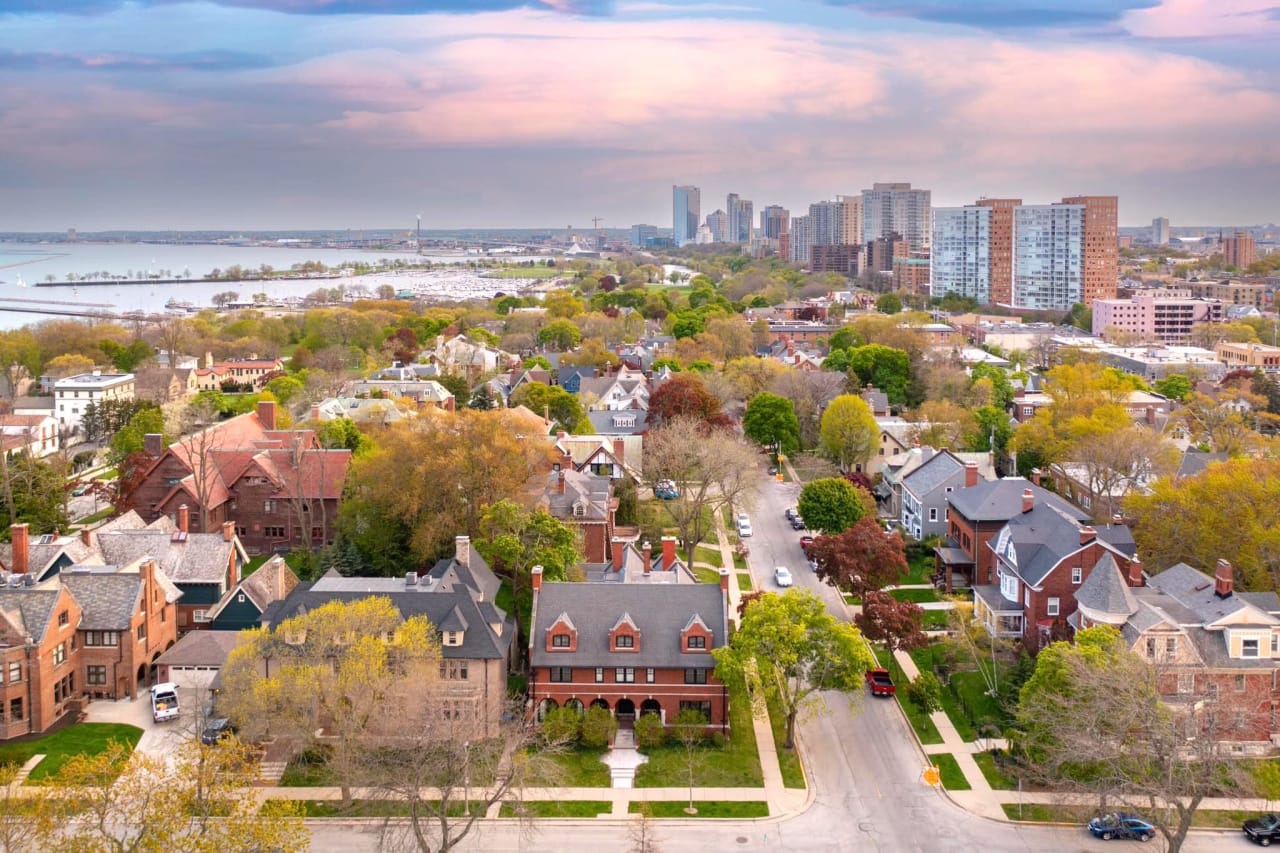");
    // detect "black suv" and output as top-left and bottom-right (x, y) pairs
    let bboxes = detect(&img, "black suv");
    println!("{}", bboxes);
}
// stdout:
(200, 718), (237, 745)
(1245, 814), (1280, 846)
